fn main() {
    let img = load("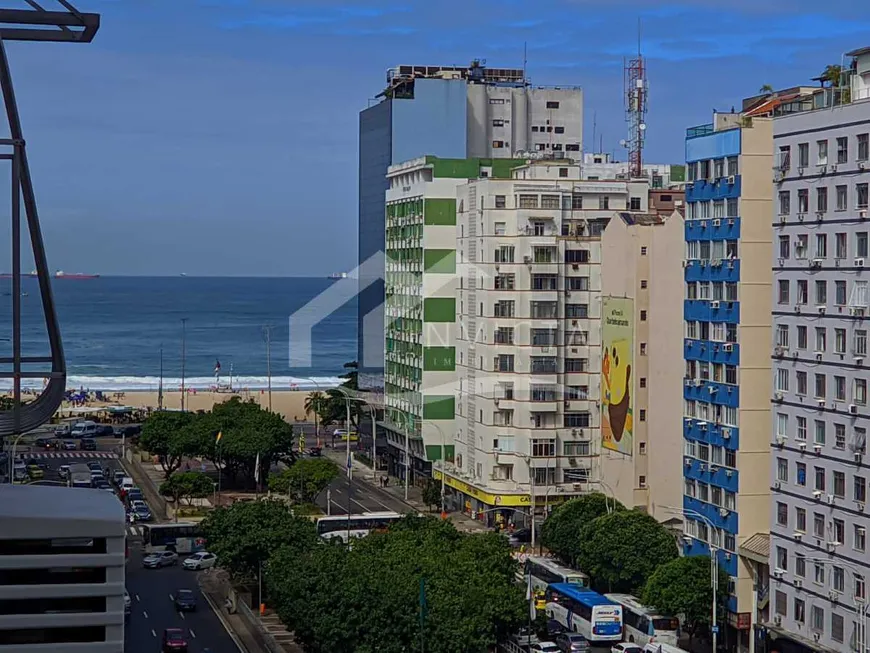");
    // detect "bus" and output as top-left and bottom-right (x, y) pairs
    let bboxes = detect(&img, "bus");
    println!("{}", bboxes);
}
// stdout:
(545, 583), (623, 645)
(606, 593), (680, 646)
(316, 511), (405, 541)
(524, 556), (589, 593)
(141, 523), (206, 555)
